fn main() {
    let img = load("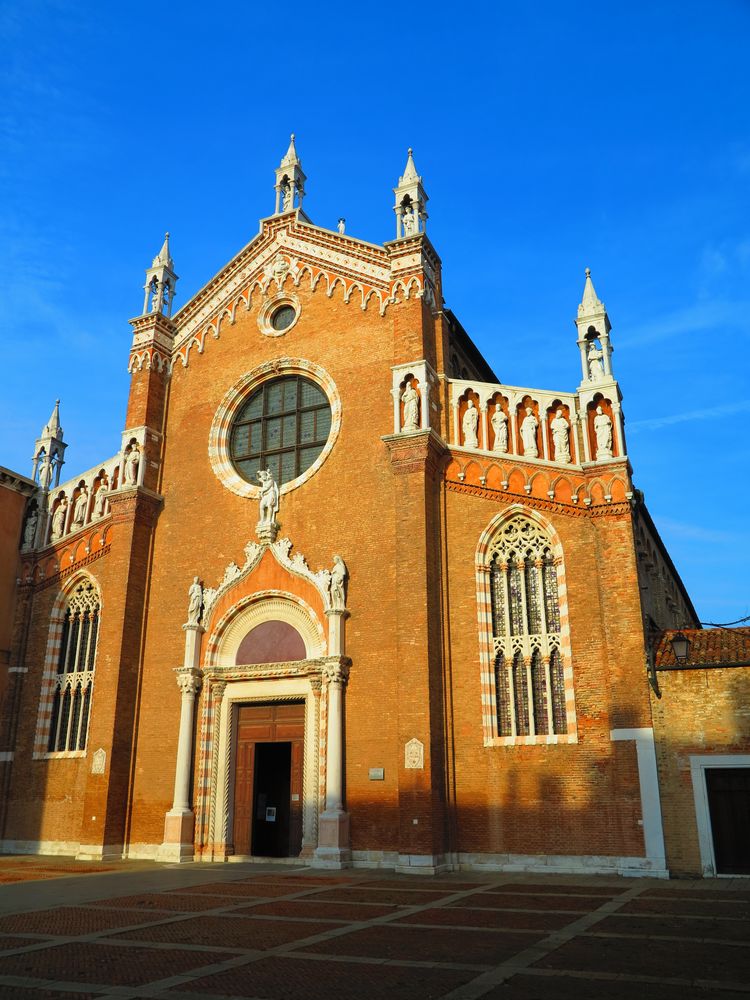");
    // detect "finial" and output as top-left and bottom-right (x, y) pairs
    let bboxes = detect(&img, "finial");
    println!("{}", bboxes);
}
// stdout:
(585, 267), (591, 277)
(290, 133), (295, 141)
(408, 147), (413, 155)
